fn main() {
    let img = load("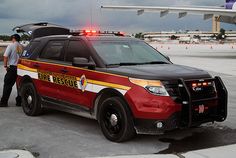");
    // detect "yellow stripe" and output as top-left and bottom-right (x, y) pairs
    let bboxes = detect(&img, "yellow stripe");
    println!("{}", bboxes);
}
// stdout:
(20, 59), (128, 79)
(76, 77), (130, 90)
(88, 79), (131, 91)
(18, 62), (131, 91)
(17, 64), (38, 72)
